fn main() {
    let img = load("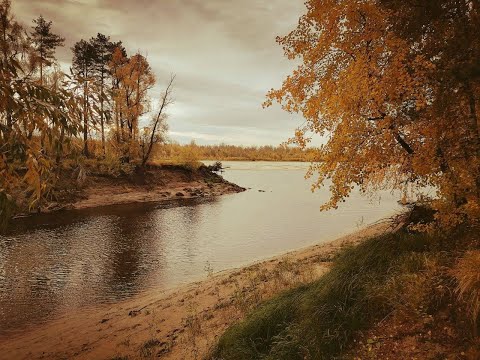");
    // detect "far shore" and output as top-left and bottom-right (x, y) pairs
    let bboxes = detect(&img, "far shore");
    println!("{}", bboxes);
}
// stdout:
(0, 220), (395, 360)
